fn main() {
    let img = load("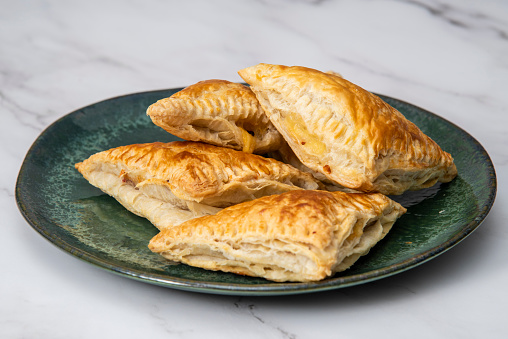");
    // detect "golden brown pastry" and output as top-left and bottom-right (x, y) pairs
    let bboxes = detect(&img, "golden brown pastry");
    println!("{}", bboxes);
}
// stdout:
(270, 142), (360, 193)
(146, 80), (284, 154)
(149, 190), (406, 282)
(238, 63), (457, 195)
(75, 141), (322, 230)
